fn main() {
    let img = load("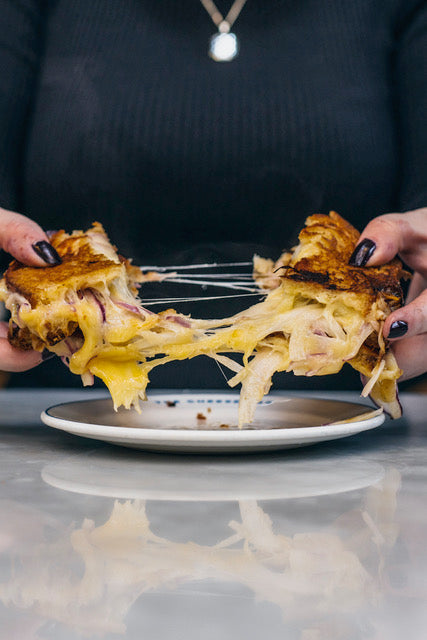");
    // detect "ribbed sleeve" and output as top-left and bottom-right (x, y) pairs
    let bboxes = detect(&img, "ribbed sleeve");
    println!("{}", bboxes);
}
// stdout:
(394, 0), (427, 210)
(22, 0), (402, 262)
(0, 0), (45, 211)
(0, 0), (425, 390)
